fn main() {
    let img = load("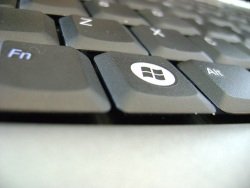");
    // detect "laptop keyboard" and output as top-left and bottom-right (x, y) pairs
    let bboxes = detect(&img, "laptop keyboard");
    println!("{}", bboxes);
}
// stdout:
(0, 0), (250, 125)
